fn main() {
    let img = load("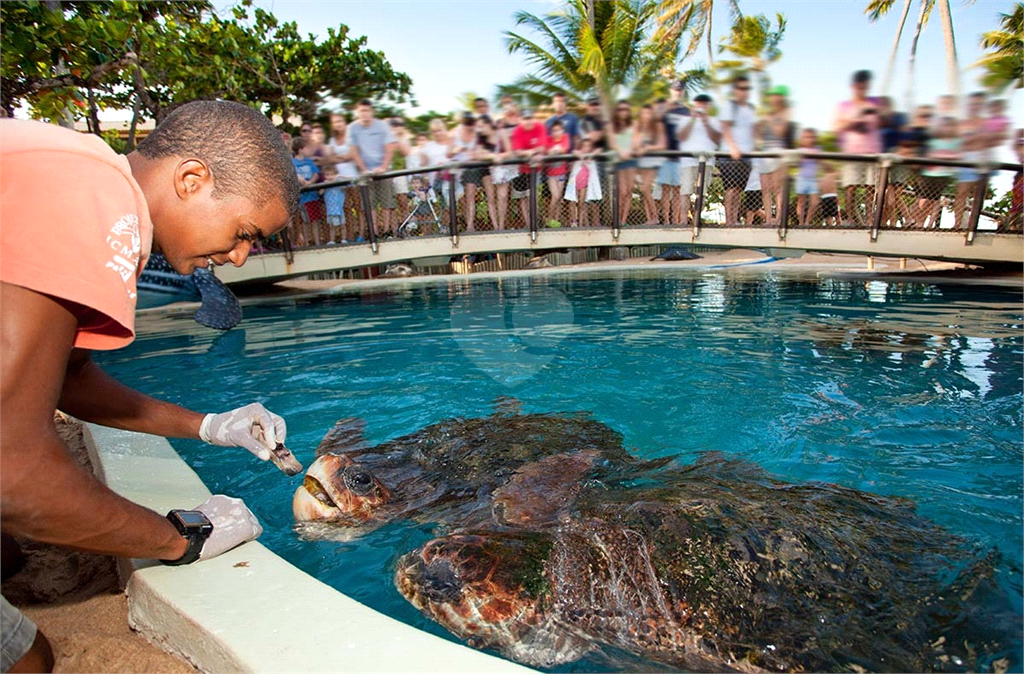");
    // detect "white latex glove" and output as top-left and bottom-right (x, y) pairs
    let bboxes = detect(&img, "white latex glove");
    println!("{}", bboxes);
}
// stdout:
(199, 403), (286, 461)
(193, 495), (263, 561)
